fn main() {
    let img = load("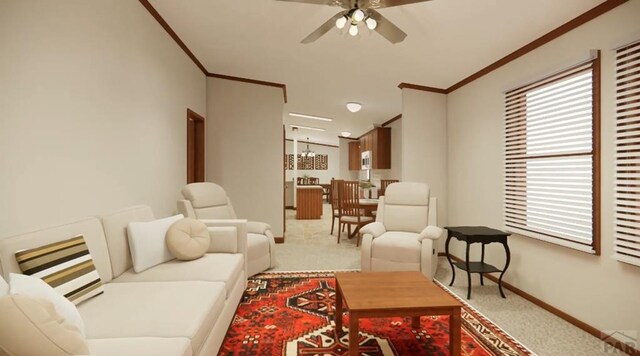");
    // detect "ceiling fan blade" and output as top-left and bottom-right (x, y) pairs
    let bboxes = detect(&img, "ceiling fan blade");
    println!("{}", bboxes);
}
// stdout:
(274, 0), (349, 8)
(363, 0), (431, 9)
(367, 9), (407, 44)
(301, 12), (346, 44)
